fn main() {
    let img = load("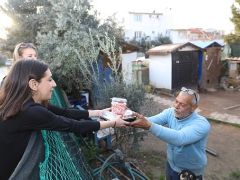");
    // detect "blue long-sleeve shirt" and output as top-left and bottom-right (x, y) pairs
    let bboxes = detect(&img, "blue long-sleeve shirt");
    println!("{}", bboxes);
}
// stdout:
(148, 108), (211, 176)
